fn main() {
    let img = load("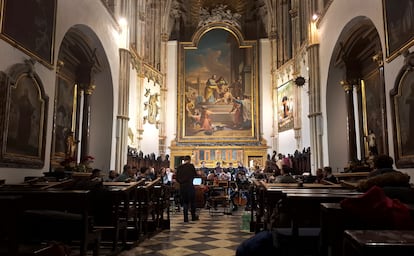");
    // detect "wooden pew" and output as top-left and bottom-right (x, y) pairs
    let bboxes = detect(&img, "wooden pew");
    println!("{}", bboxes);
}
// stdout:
(343, 230), (414, 256)
(320, 202), (414, 256)
(0, 189), (101, 256)
(87, 181), (142, 251)
(135, 178), (162, 240)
